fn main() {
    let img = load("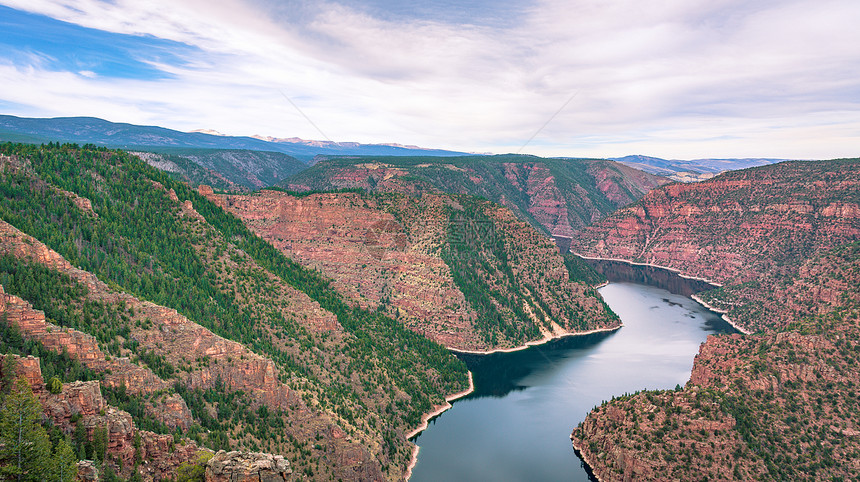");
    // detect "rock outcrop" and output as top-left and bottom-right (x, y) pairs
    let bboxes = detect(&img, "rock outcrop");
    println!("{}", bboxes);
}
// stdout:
(570, 160), (860, 481)
(217, 189), (479, 348)
(1, 354), (211, 481)
(213, 189), (620, 351)
(0, 219), (383, 481)
(572, 159), (860, 285)
(280, 156), (669, 249)
(205, 451), (292, 482)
